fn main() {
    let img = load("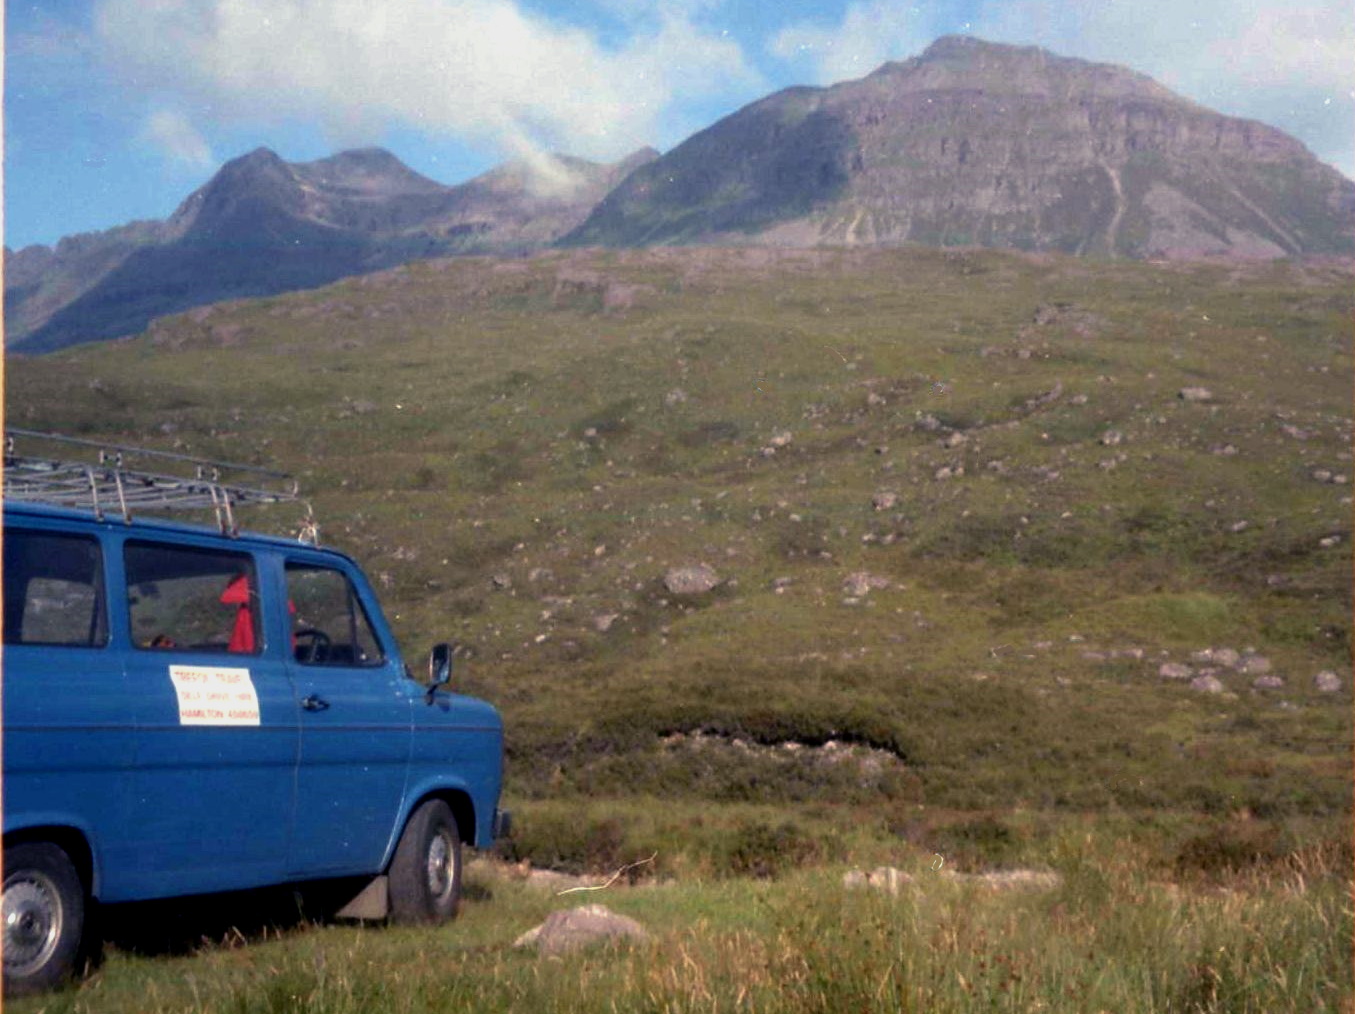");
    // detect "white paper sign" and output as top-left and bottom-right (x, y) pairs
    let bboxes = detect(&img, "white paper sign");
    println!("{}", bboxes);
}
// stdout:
(169, 665), (260, 726)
